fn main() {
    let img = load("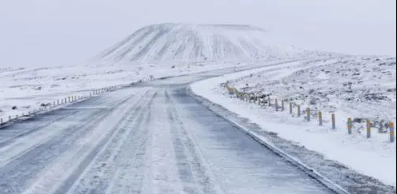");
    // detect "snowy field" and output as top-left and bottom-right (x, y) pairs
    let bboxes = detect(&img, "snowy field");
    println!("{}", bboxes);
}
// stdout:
(231, 57), (396, 130)
(0, 61), (243, 122)
(192, 58), (397, 187)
